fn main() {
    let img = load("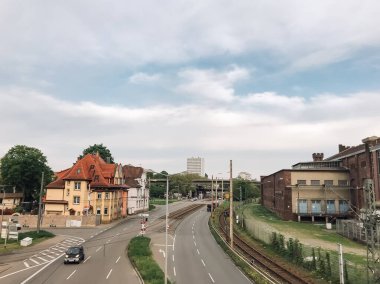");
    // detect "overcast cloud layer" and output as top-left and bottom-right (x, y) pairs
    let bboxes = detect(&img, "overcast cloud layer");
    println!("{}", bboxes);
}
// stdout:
(1, 1), (380, 178)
